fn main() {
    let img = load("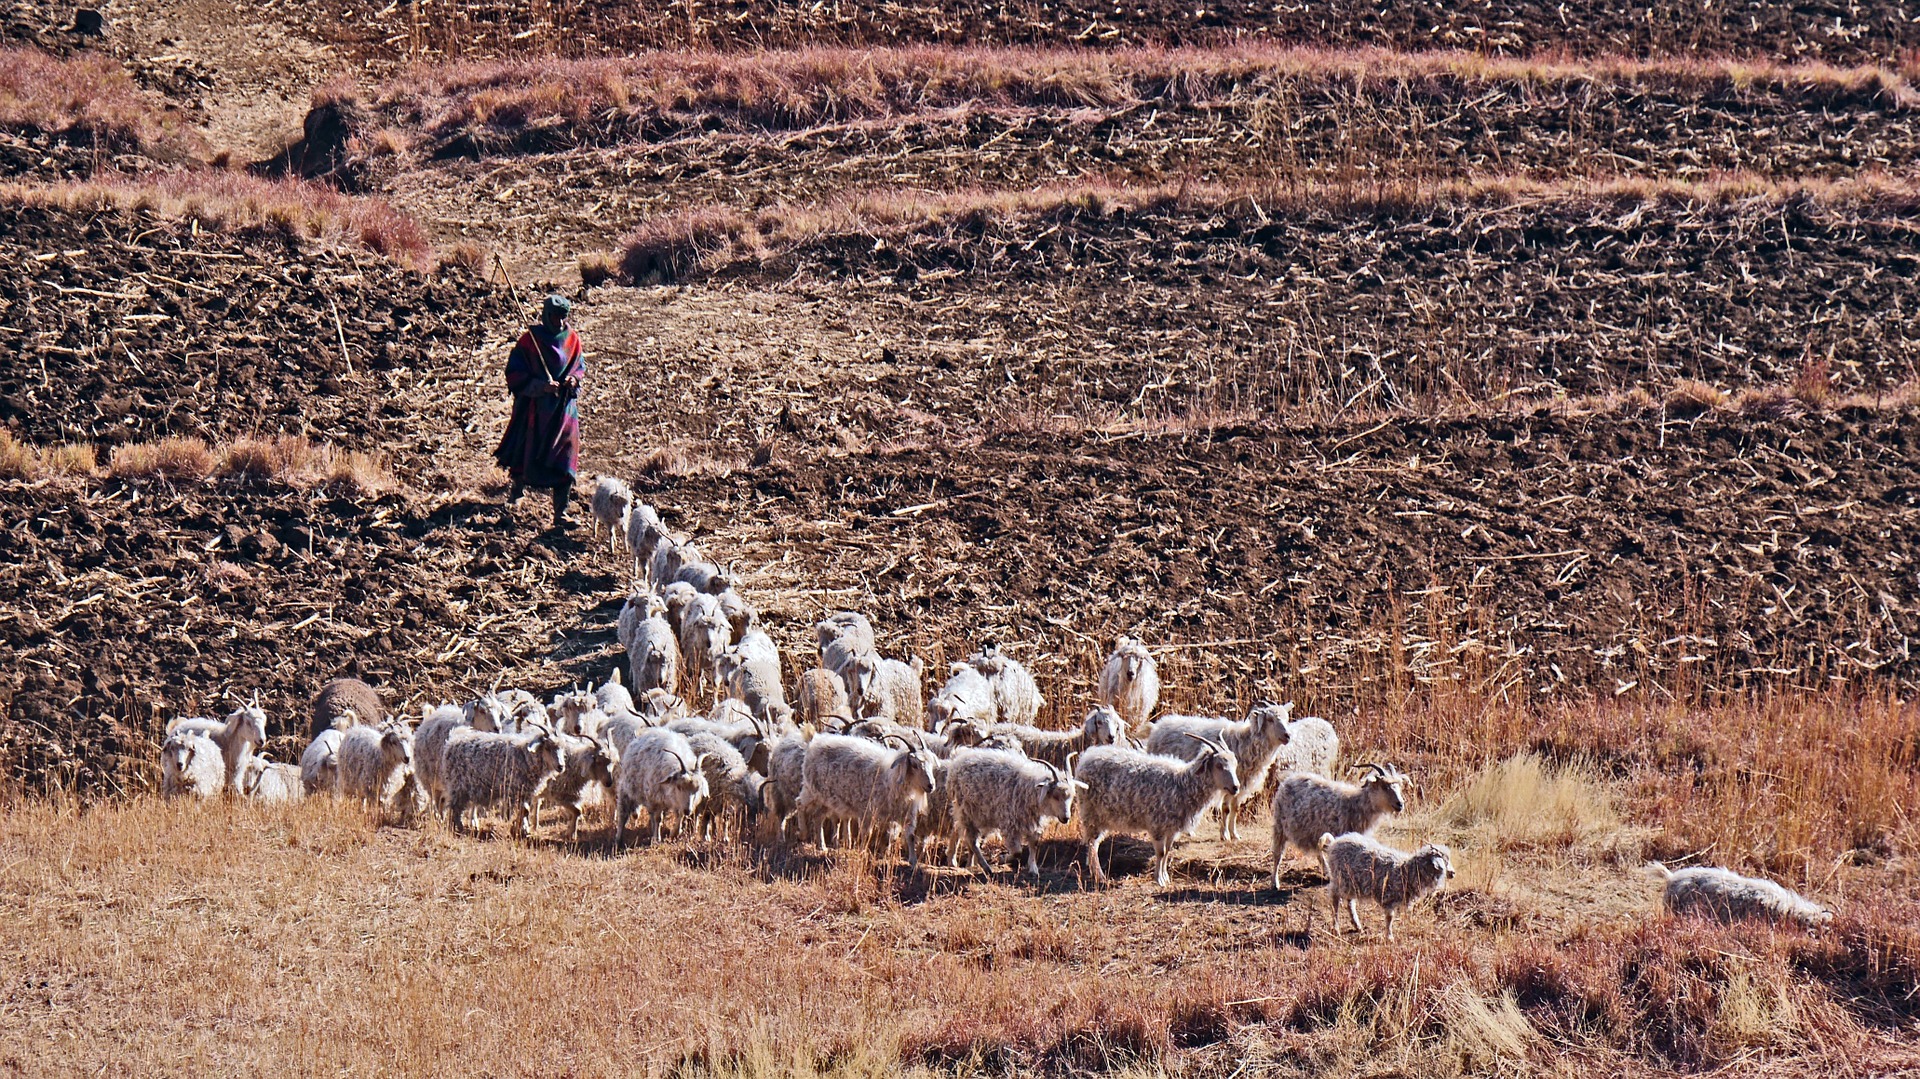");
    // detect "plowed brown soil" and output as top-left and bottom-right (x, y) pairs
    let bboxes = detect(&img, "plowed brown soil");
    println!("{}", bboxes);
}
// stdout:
(0, 202), (514, 457)
(602, 190), (1920, 434)
(383, 72), (1920, 280)
(299, 0), (1920, 63)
